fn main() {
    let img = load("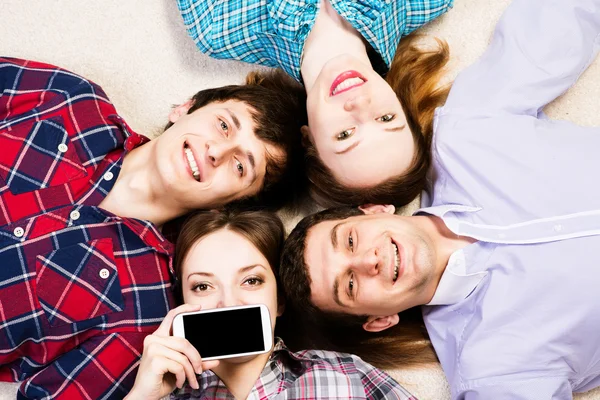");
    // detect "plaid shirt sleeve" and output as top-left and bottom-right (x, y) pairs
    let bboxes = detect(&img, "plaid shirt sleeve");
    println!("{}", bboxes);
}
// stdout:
(298, 350), (417, 400)
(176, 0), (453, 82)
(352, 356), (417, 400)
(19, 331), (146, 399)
(0, 57), (174, 400)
